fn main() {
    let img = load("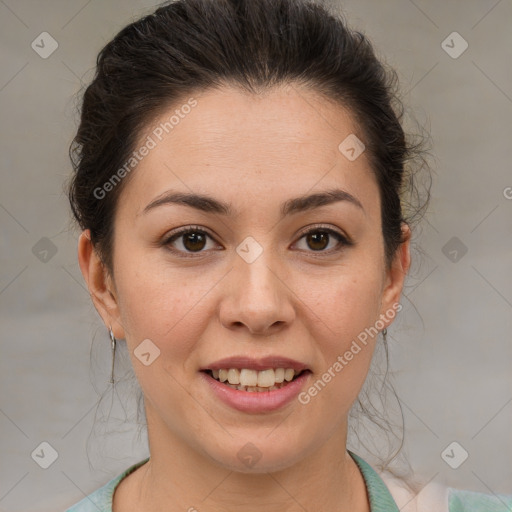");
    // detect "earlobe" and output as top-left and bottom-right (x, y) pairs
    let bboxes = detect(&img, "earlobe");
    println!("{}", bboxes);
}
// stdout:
(77, 229), (125, 339)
